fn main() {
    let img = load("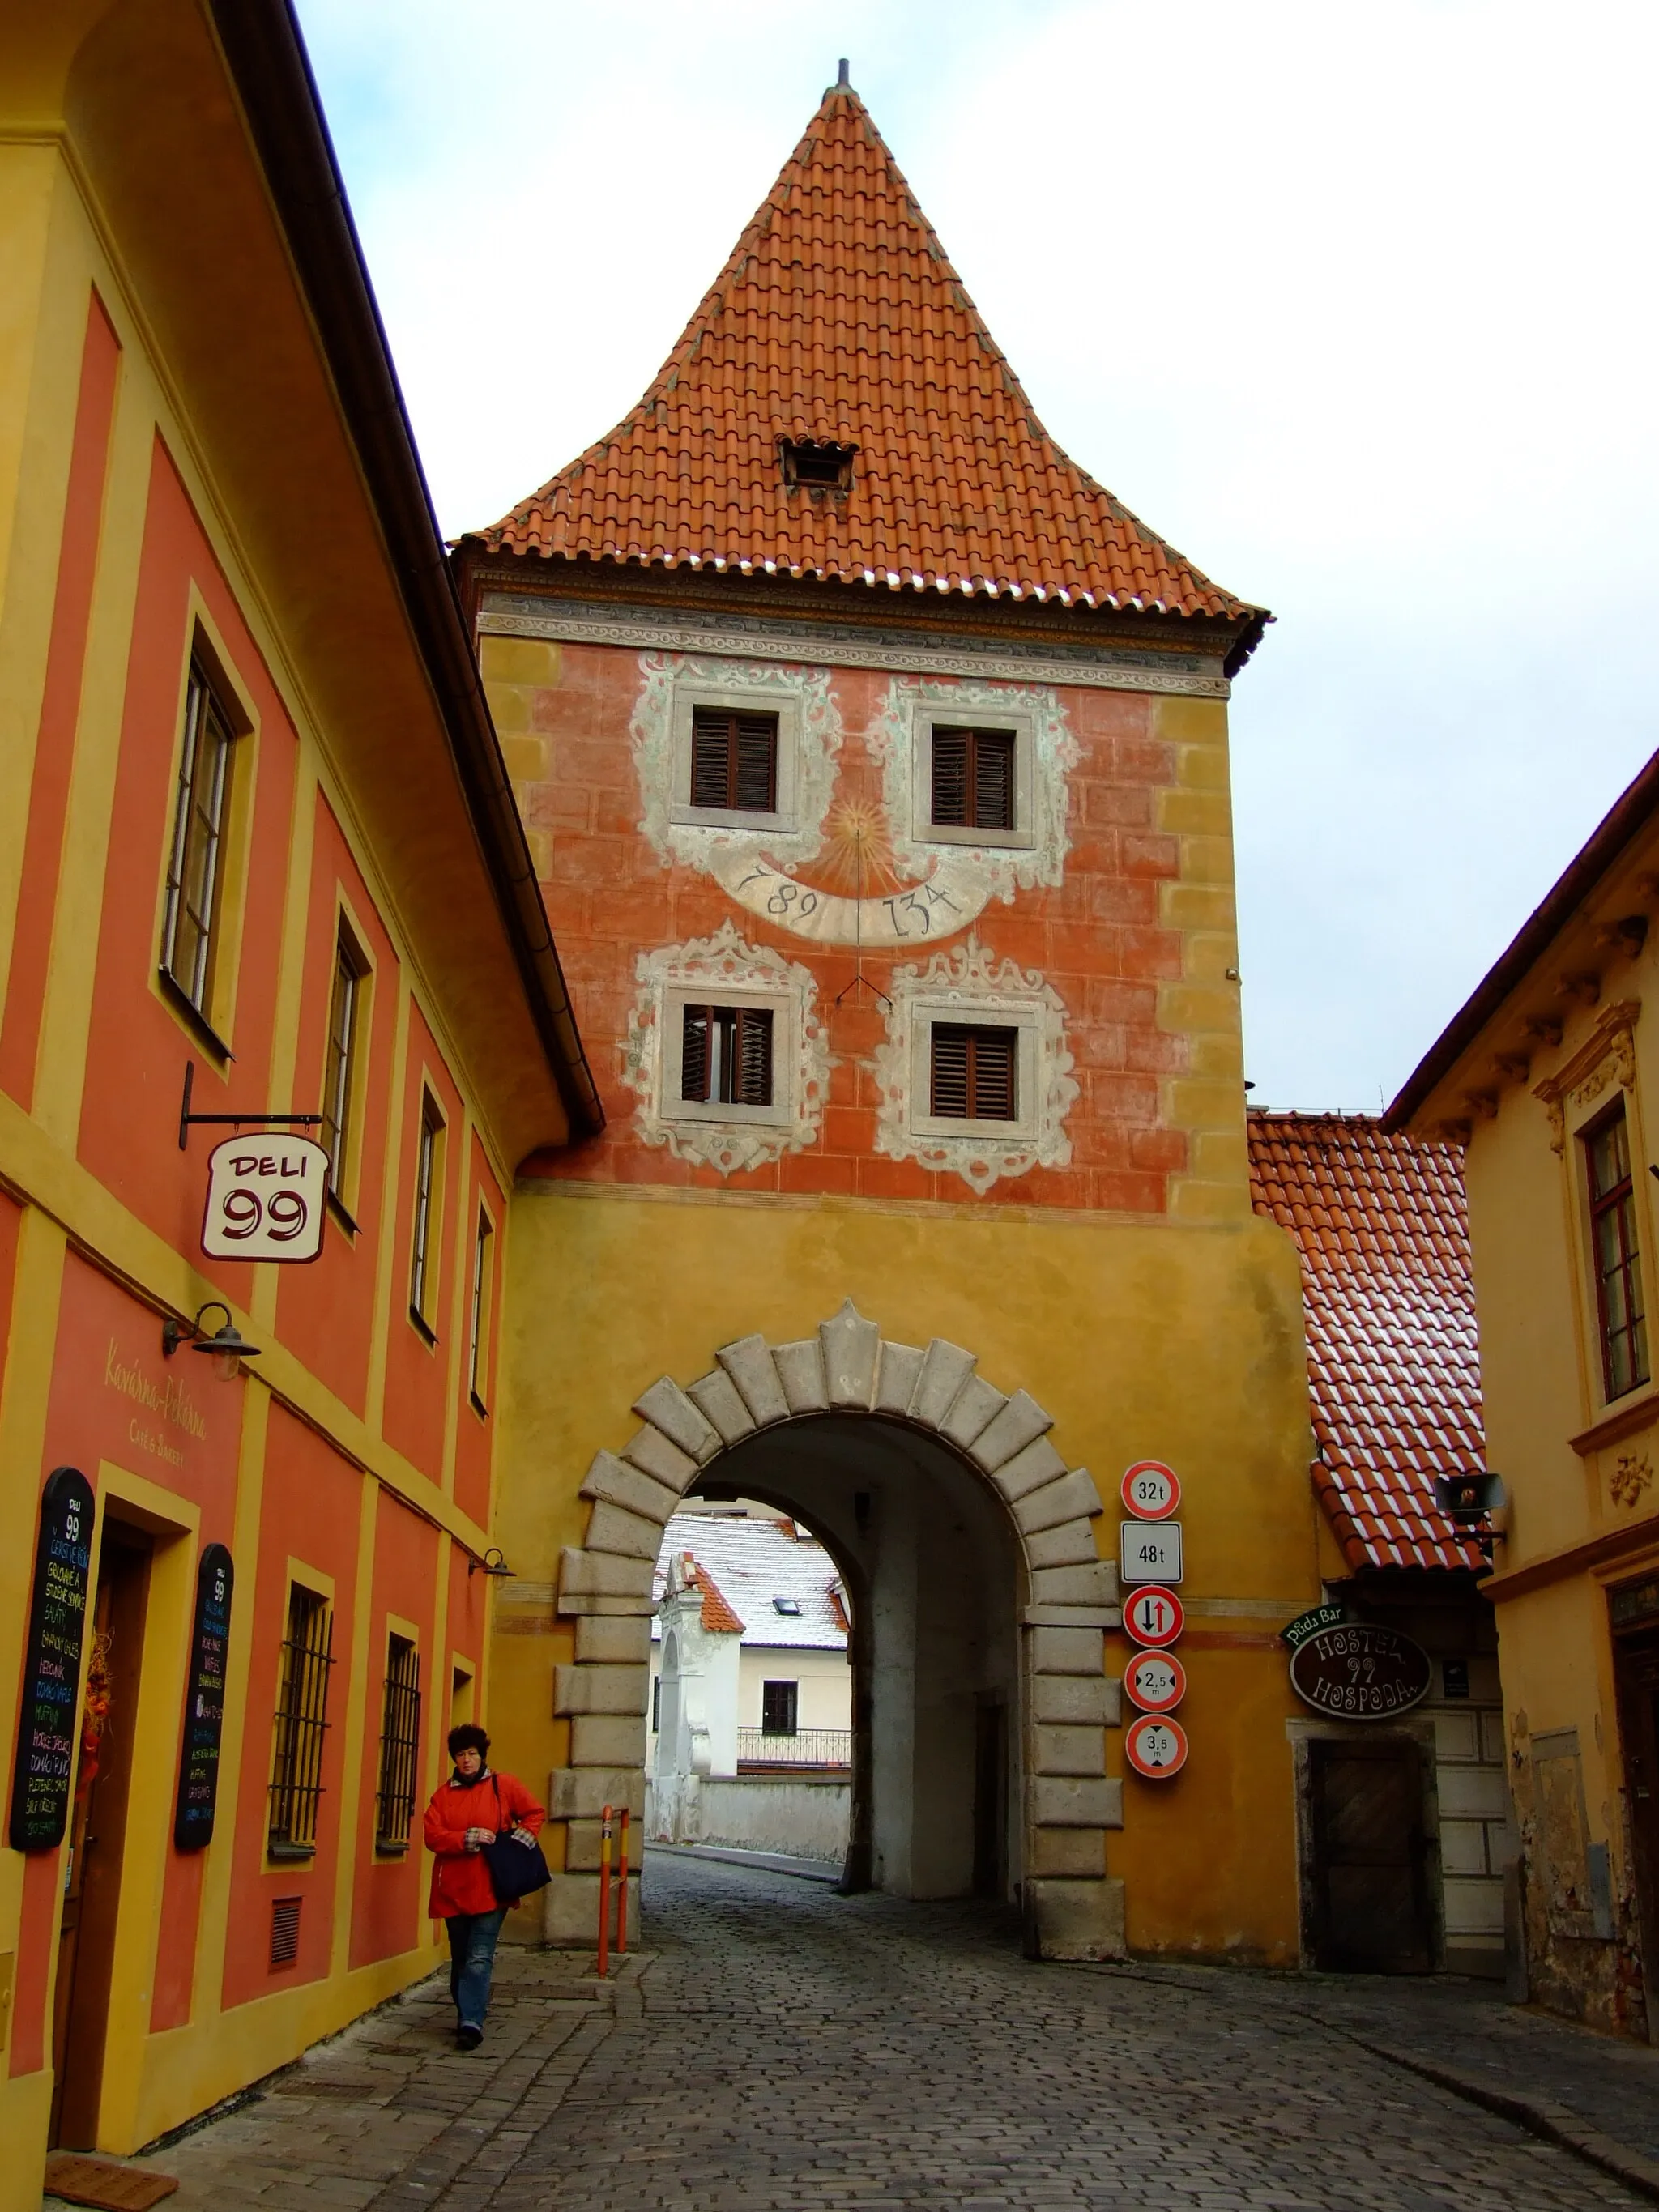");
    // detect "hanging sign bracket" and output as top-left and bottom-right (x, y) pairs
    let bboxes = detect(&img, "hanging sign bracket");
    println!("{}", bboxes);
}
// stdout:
(178, 1061), (323, 1152)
